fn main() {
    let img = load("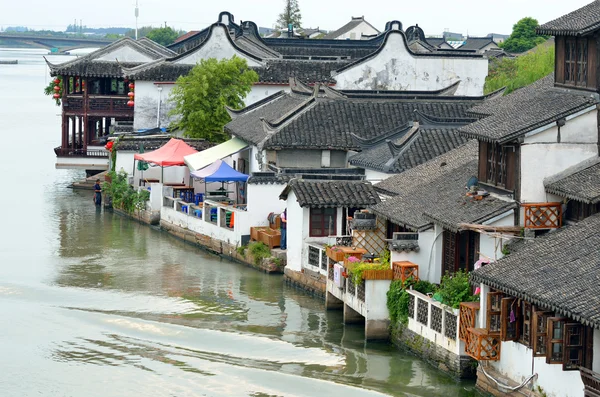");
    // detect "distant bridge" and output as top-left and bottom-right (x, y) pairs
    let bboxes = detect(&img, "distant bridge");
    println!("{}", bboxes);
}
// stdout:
(0, 33), (114, 50)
